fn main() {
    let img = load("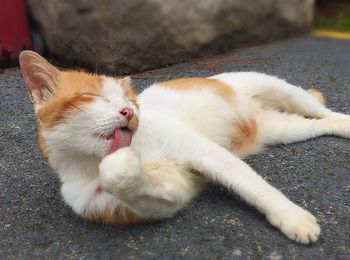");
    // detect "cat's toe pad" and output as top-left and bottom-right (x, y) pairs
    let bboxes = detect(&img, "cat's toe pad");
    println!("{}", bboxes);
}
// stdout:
(267, 206), (320, 244)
